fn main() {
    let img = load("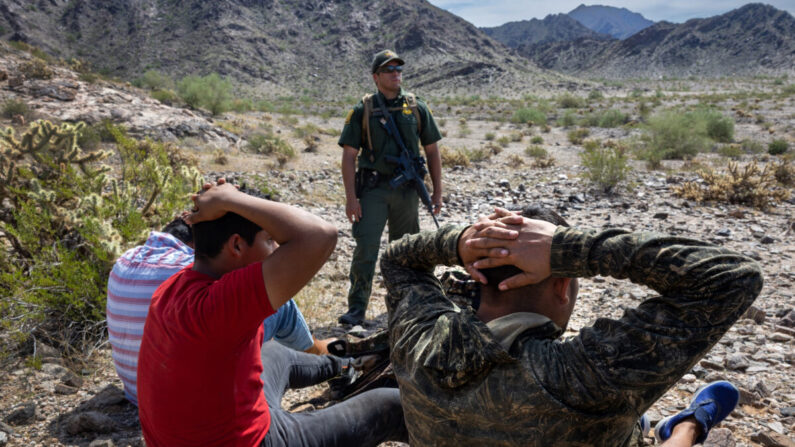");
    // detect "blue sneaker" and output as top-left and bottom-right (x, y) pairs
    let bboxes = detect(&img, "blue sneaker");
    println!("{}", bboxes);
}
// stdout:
(654, 381), (739, 444)
(640, 413), (650, 437)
